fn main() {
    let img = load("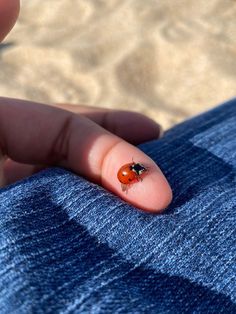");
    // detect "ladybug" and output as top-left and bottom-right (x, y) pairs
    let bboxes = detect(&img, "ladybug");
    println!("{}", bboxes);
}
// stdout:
(117, 161), (148, 192)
